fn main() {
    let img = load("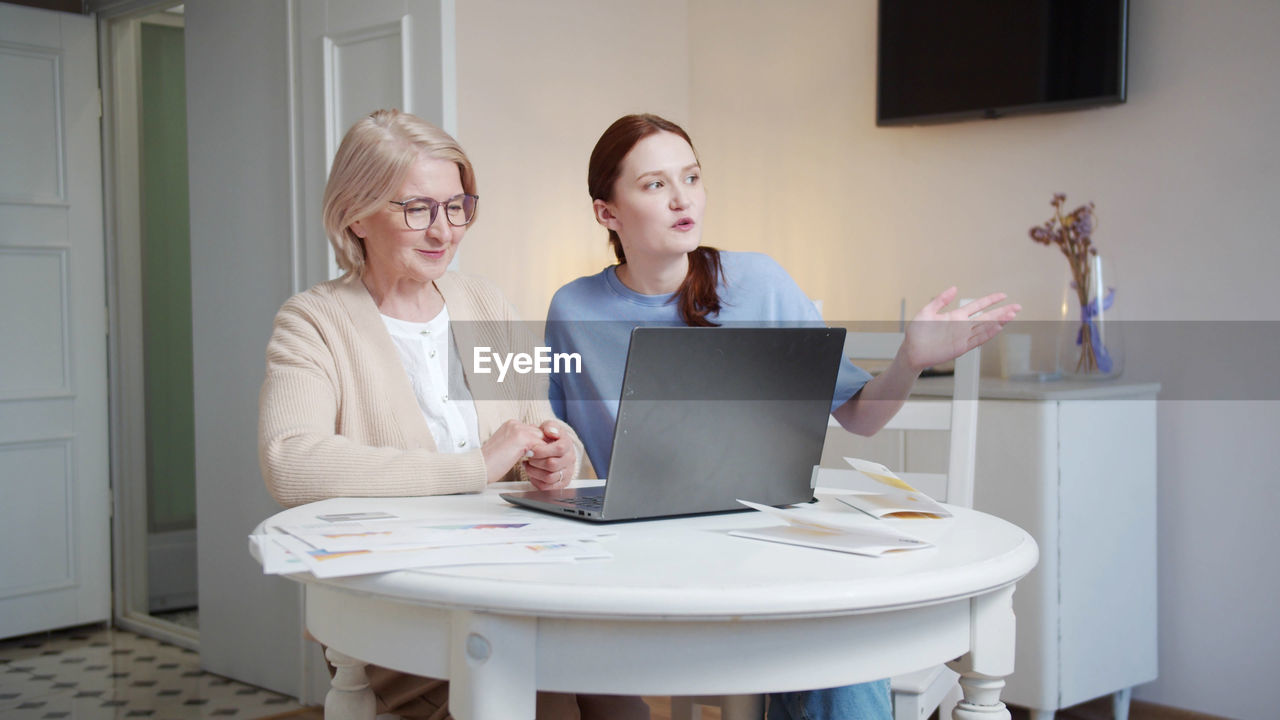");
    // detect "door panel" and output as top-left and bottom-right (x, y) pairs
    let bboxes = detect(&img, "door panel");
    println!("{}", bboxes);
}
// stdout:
(0, 3), (109, 640)
(296, 0), (455, 287)
(0, 249), (68, 395)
